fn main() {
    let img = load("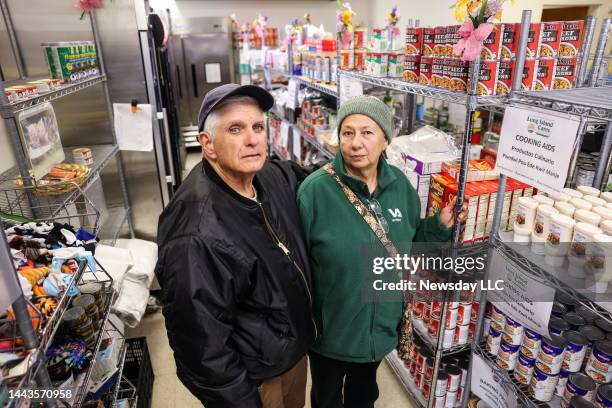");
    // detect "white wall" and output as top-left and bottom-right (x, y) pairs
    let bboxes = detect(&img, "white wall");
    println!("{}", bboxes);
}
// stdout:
(150, 0), (374, 35)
